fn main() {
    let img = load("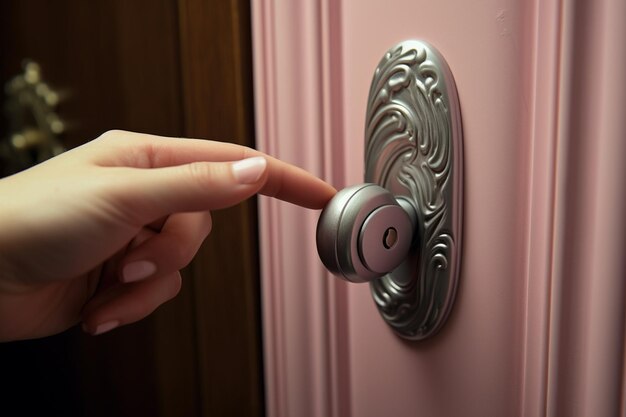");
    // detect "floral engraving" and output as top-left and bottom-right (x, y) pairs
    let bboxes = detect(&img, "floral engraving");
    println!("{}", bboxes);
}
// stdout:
(366, 41), (462, 340)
